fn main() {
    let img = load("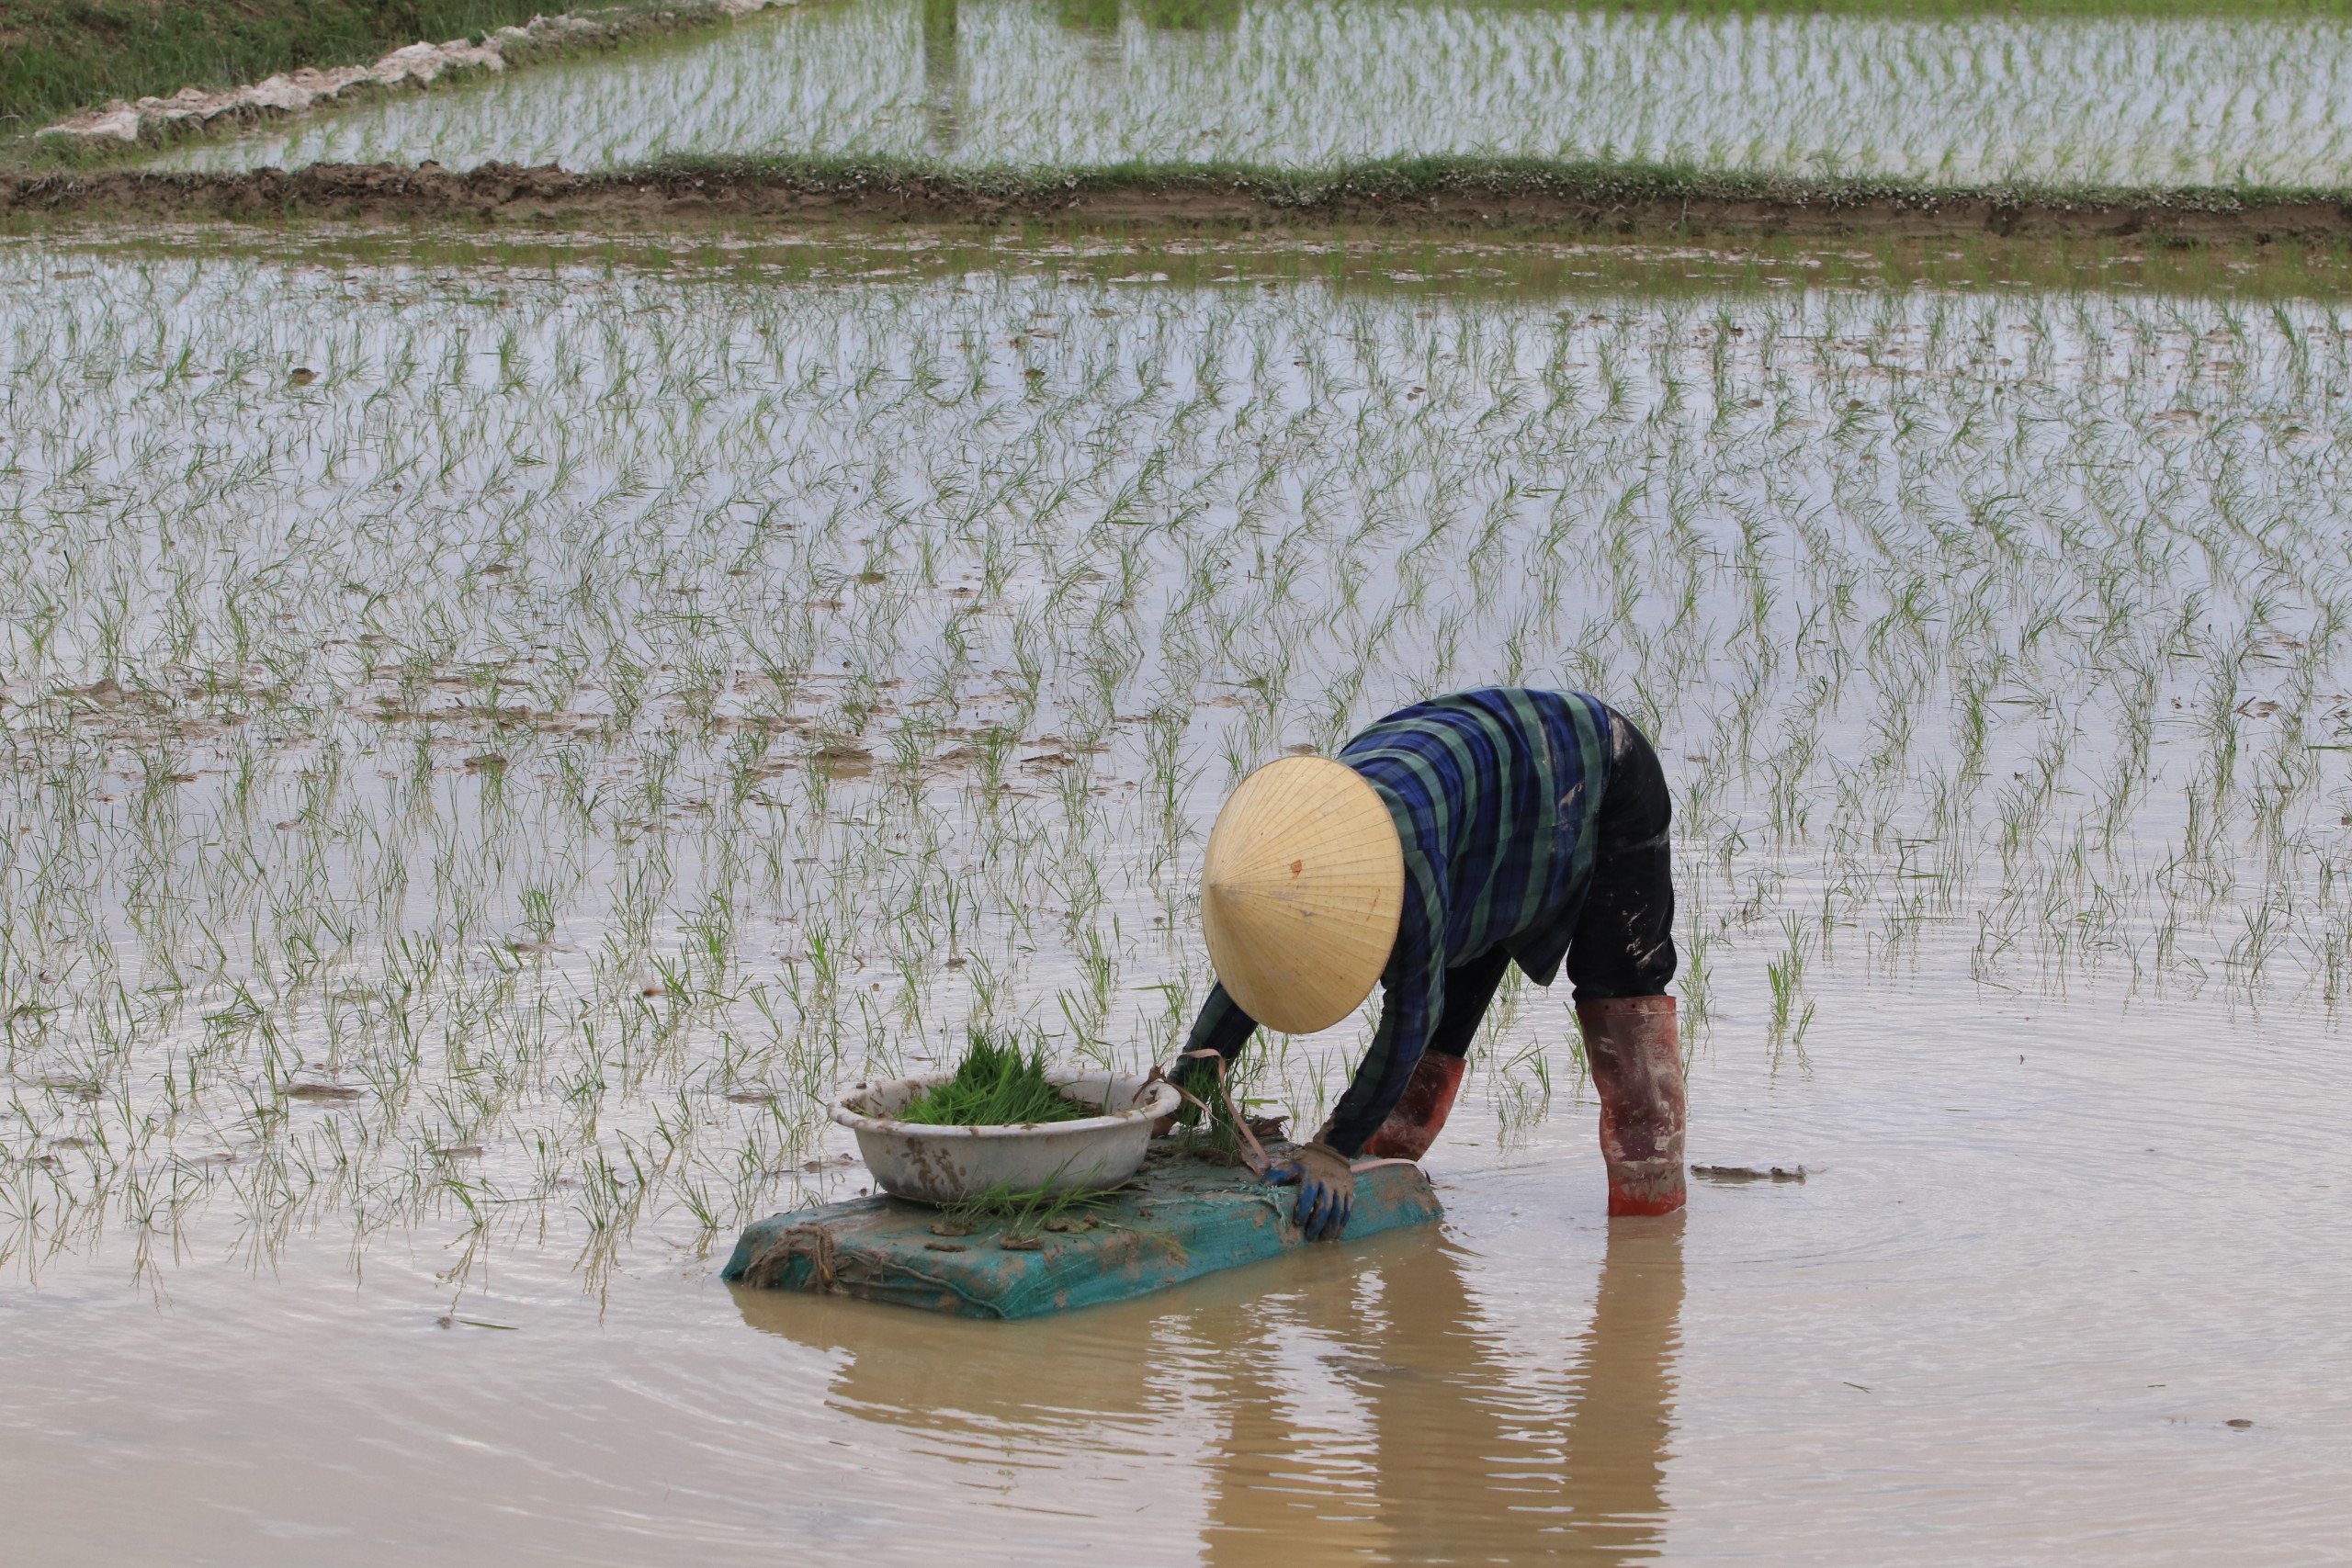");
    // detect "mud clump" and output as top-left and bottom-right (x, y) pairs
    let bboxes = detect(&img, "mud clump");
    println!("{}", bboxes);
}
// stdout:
(1690, 1163), (1809, 1184)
